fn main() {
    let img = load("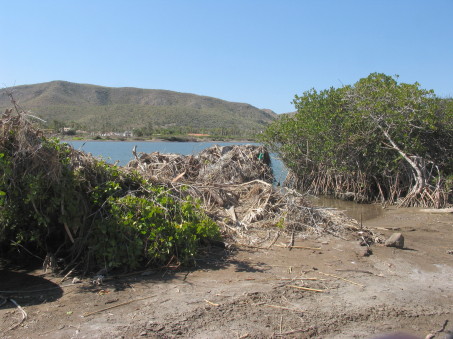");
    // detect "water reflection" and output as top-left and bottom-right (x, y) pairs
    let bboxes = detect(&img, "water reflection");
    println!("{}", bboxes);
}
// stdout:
(308, 195), (383, 222)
